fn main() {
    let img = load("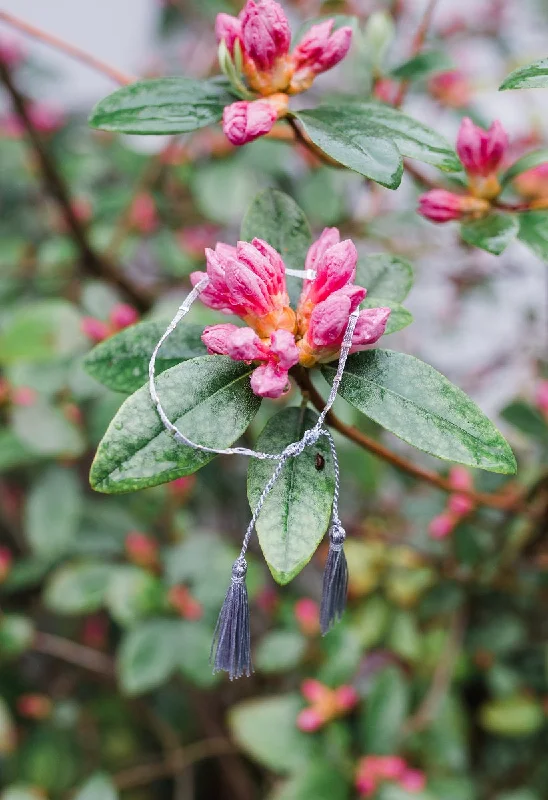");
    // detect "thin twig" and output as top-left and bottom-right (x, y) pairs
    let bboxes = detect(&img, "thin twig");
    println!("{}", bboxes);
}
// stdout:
(395, 0), (440, 108)
(33, 631), (115, 677)
(0, 10), (133, 86)
(0, 61), (153, 312)
(294, 367), (523, 512)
